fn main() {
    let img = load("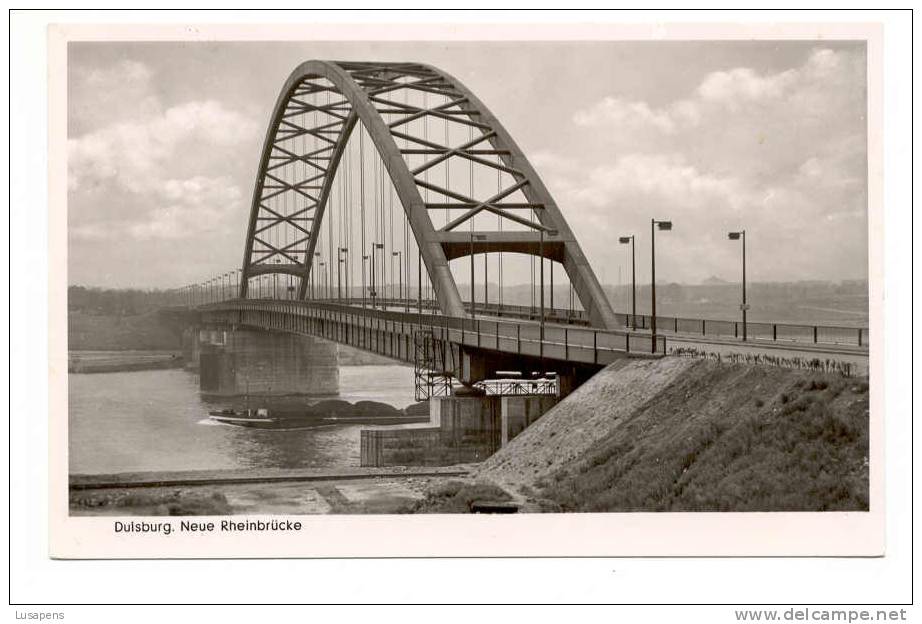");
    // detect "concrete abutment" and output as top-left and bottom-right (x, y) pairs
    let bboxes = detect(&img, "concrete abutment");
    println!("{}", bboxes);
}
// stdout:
(360, 394), (558, 467)
(193, 327), (339, 397)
